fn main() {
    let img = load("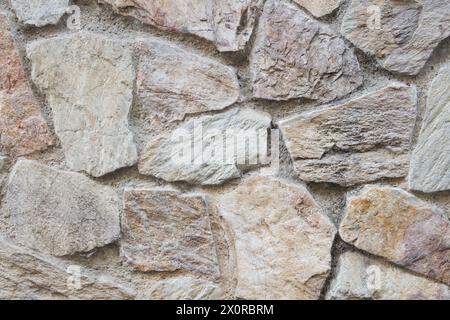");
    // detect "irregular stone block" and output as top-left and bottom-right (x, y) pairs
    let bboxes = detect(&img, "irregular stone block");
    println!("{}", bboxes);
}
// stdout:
(250, 0), (362, 102)
(340, 185), (450, 285)
(27, 32), (138, 177)
(278, 83), (417, 186)
(409, 63), (450, 192)
(121, 188), (220, 277)
(0, 13), (54, 156)
(341, 0), (450, 75)
(138, 108), (271, 185)
(327, 251), (450, 300)
(11, 0), (69, 27)
(136, 38), (239, 123)
(0, 160), (121, 256)
(293, 0), (343, 17)
(219, 176), (336, 299)
(100, 0), (263, 52)
(146, 277), (223, 300)
(0, 237), (135, 300)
